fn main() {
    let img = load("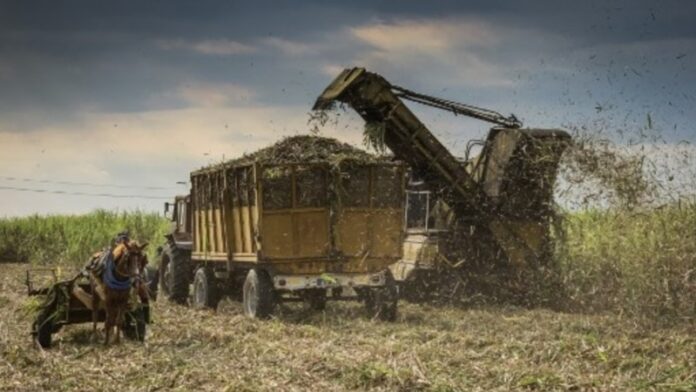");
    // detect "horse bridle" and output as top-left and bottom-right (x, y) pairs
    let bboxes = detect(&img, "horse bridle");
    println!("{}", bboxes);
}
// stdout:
(115, 248), (143, 283)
